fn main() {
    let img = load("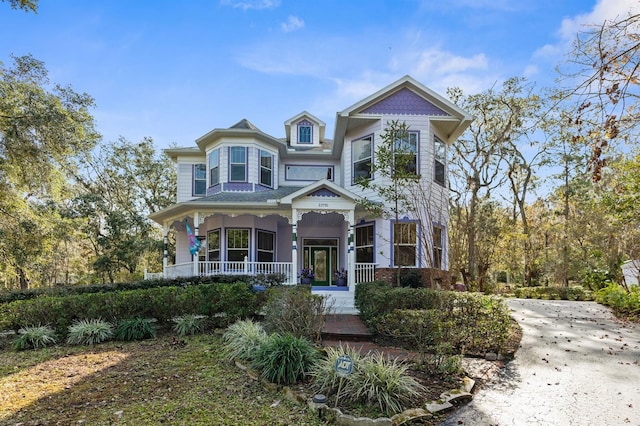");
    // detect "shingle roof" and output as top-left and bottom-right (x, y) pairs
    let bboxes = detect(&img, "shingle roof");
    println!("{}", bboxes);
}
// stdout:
(189, 186), (304, 203)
